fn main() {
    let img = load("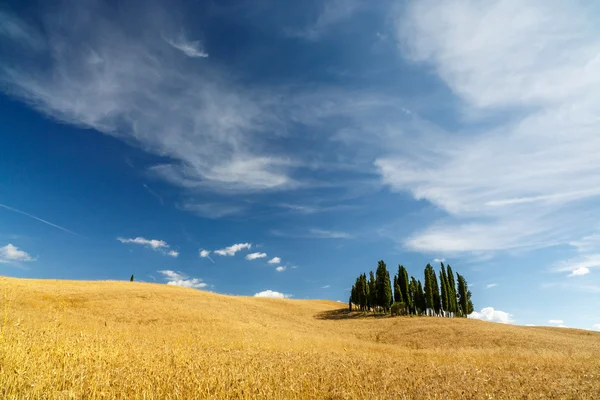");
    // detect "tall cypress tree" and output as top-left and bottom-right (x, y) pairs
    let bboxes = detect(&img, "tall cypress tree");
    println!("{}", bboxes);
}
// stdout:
(409, 277), (418, 315)
(361, 273), (368, 311)
(423, 264), (435, 314)
(446, 265), (458, 314)
(399, 266), (412, 312)
(375, 261), (392, 312)
(439, 264), (449, 314)
(393, 275), (402, 303)
(368, 271), (377, 312)
(456, 273), (474, 317)
(417, 280), (425, 315)
(432, 270), (441, 314)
